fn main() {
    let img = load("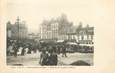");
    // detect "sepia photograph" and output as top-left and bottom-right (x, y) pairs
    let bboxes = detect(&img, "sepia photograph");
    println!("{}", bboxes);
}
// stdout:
(5, 0), (95, 67)
(0, 0), (115, 73)
(6, 14), (94, 66)
(6, 15), (94, 66)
